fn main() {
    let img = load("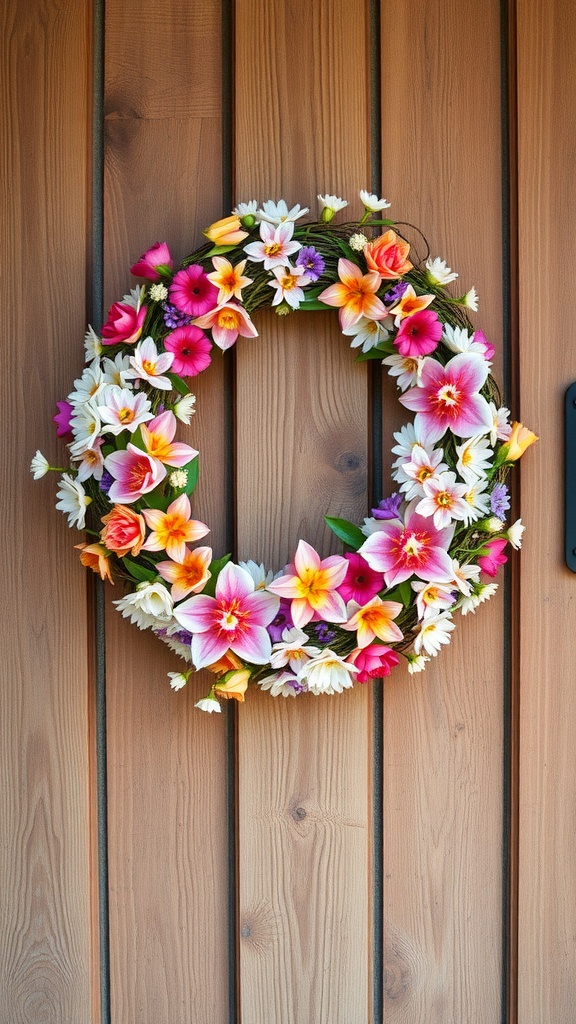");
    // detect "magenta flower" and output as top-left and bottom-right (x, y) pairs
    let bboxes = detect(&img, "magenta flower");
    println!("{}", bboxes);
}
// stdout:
(173, 562), (280, 670)
(130, 242), (173, 281)
(394, 309), (442, 358)
(104, 444), (166, 503)
(359, 502), (454, 587)
(54, 400), (73, 439)
(473, 329), (495, 361)
(399, 352), (493, 444)
(346, 644), (399, 682)
(477, 538), (508, 577)
(337, 552), (384, 605)
(164, 325), (212, 376)
(169, 264), (218, 317)
(101, 301), (147, 346)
